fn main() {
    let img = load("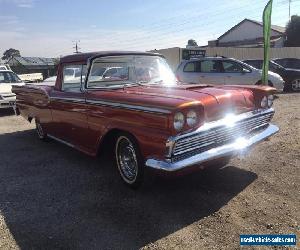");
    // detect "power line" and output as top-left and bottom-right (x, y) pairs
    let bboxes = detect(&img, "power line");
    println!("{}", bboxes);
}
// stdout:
(119, 11), (291, 51)
(92, 0), (293, 48)
(93, 3), (264, 49)
(97, 5), (272, 49)
(90, 0), (295, 50)
(54, 1), (299, 56)
(105, 3), (259, 44)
